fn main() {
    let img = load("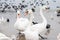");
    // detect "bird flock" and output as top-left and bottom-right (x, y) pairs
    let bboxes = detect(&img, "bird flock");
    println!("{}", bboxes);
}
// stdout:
(0, 0), (60, 40)
(0, 5), (51, 40)
(14, 5), (51, 40)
